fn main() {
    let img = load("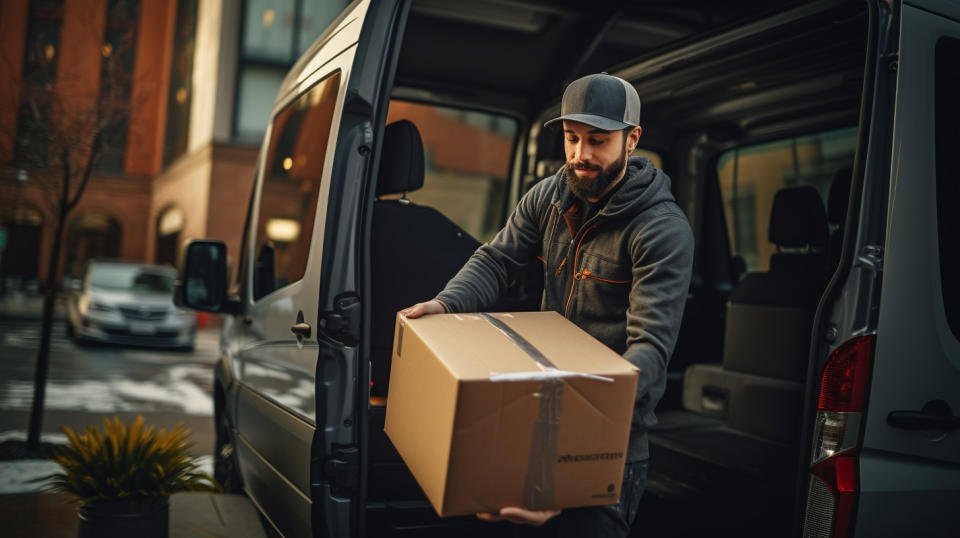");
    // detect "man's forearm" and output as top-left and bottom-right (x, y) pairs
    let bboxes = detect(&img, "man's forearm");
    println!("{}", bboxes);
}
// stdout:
(435, 247), (509, 313)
